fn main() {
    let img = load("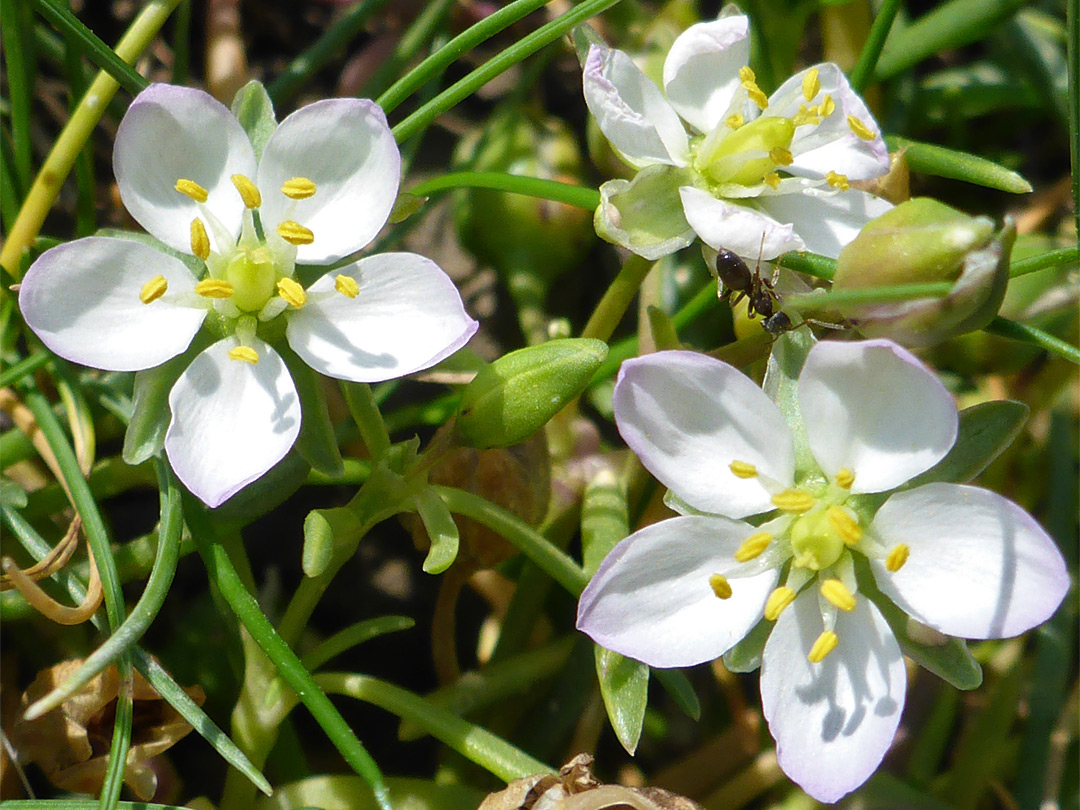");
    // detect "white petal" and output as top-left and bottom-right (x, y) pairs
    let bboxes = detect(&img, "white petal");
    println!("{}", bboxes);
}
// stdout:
(257, 99), (400, 264)
(286, 253), (477, 383)
(613, 351), (794, 518)
(662, 15), (750, 133)
(761, 592), (906, 803)
(583, 45), (689, 168)
(756, 187), (893, 259)
(114, 84), (254, 253)
(679, 187), (805, 259)
(18, 237), (204, 371)
(870, 483), (1069, 639)
(577, 515), (778, 667)
(798, 339), (956, 492)
(766, 63), (889, 181)
(165, 338), (300, 508)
